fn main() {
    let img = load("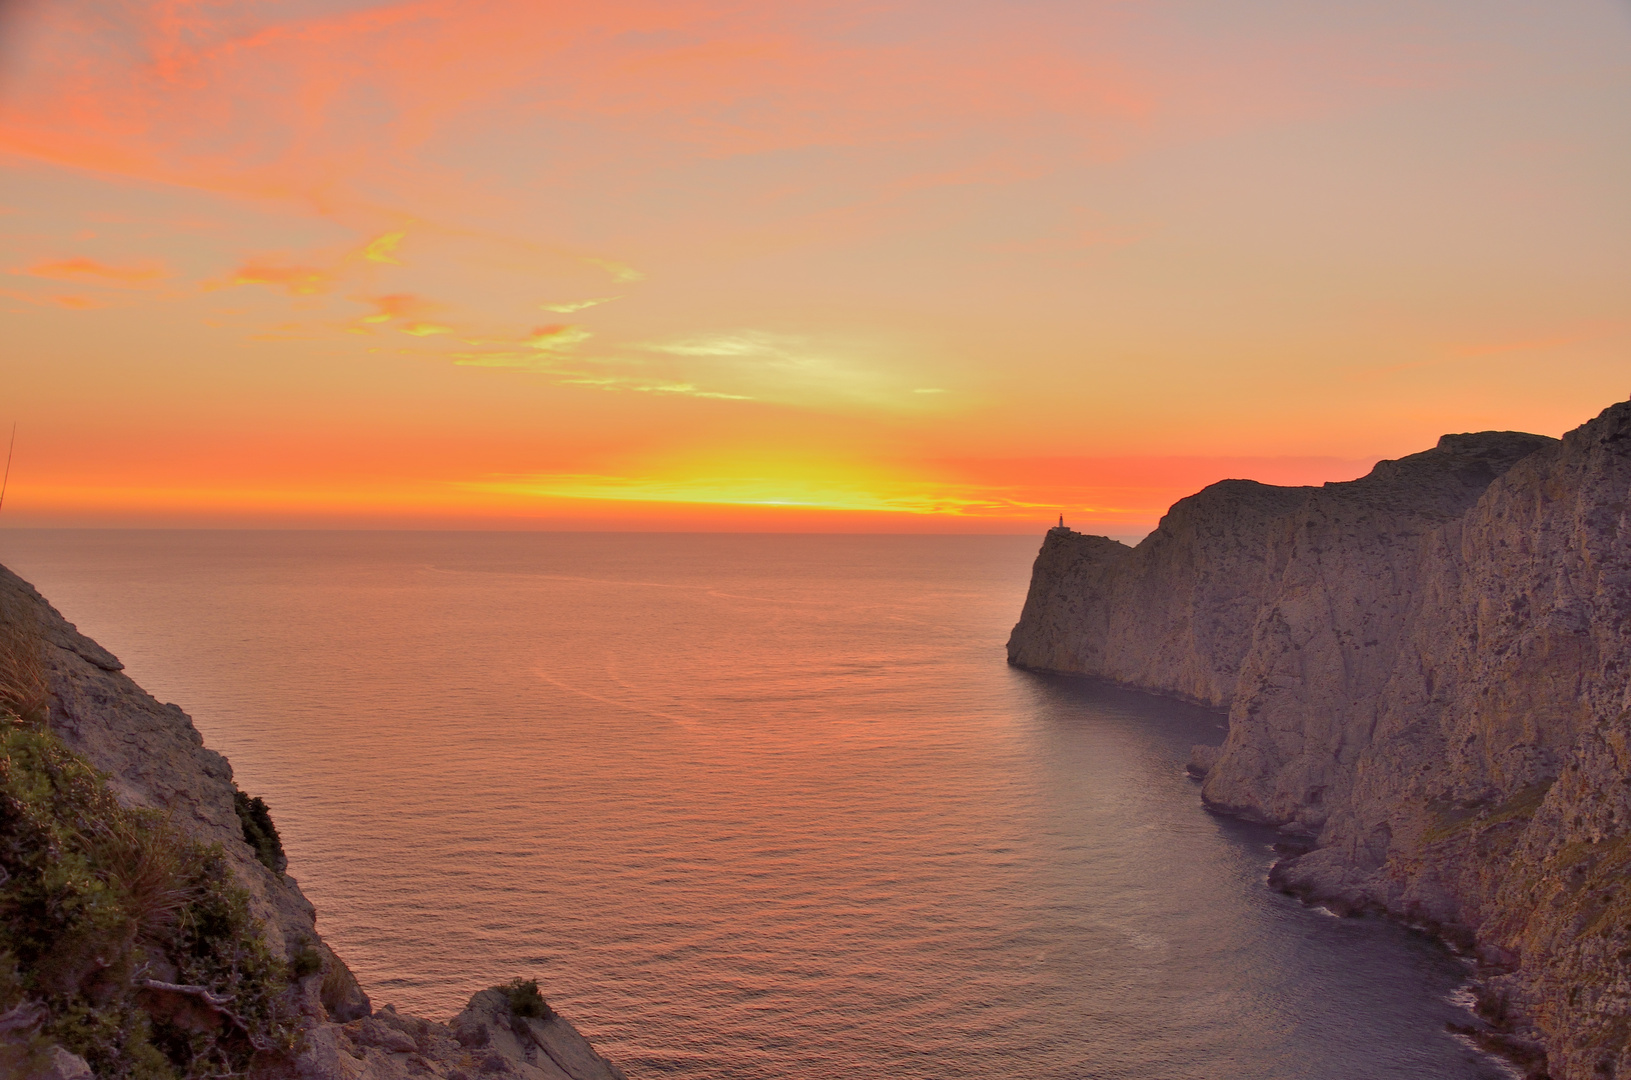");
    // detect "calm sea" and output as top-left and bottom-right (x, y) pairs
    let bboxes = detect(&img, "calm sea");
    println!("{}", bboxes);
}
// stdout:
(0, 530), (1509, 1080)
